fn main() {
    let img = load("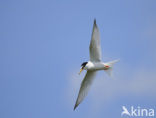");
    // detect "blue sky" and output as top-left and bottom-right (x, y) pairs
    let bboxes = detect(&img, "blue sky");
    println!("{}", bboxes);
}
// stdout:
(0, 0), (156, 118)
